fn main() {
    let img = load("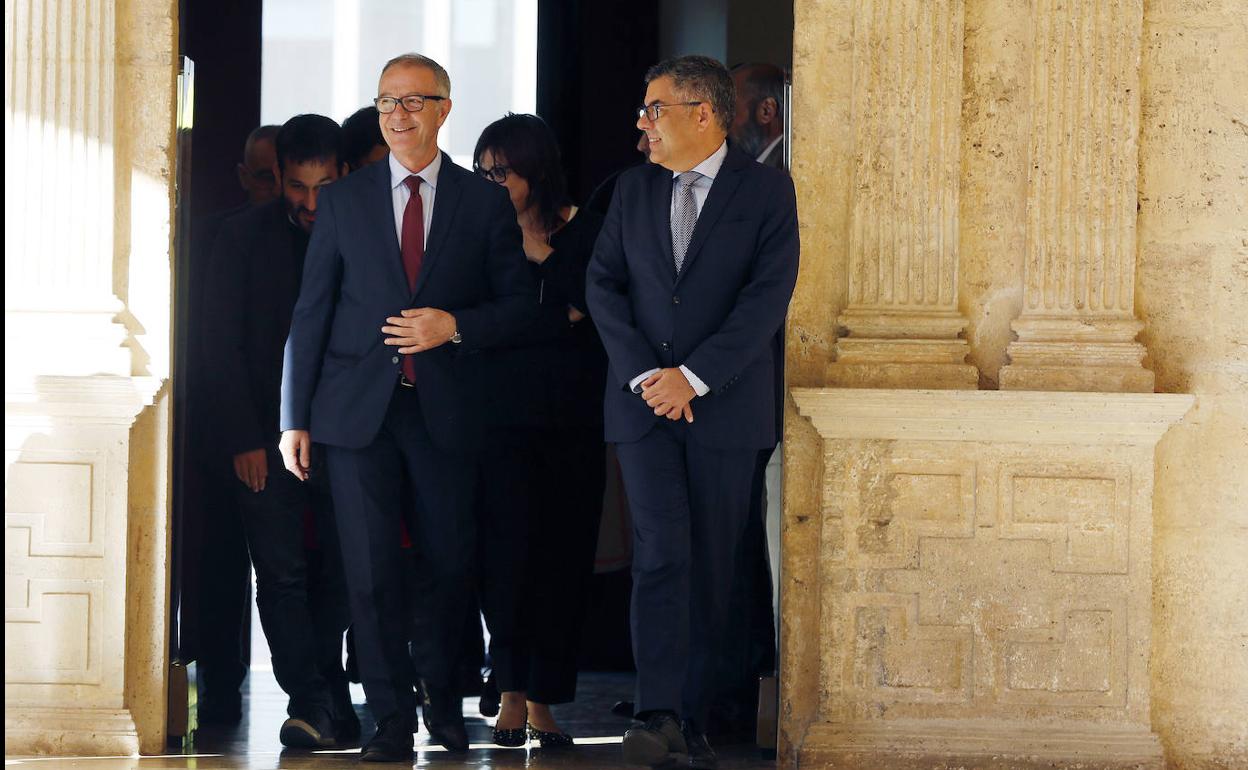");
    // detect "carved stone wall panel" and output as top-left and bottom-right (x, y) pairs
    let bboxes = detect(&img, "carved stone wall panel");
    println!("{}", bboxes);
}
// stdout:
(788, 390), (1191, 767)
